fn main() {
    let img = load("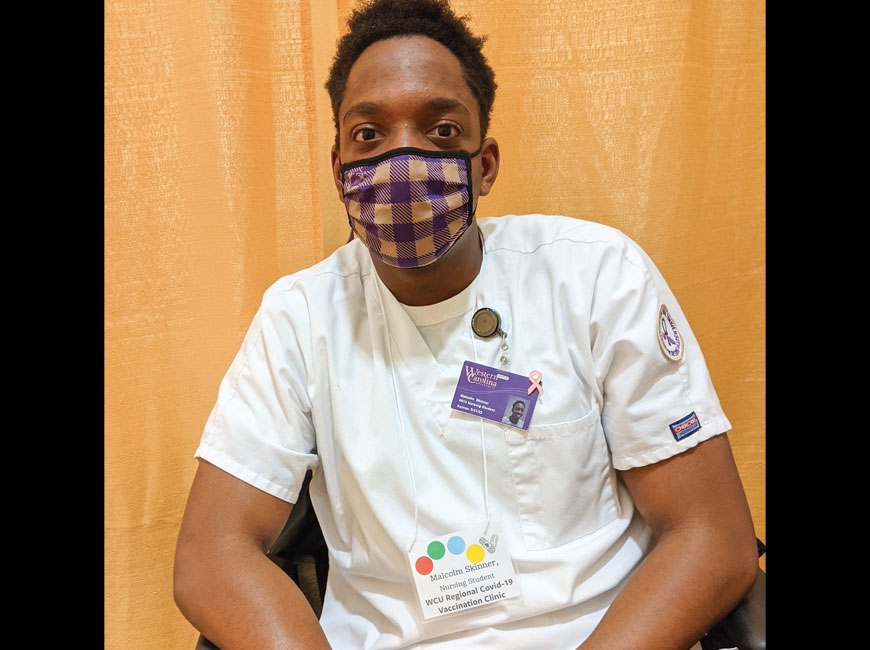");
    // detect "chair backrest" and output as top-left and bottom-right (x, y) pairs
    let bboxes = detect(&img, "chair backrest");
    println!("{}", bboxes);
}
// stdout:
(268, 468), (329, 616)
